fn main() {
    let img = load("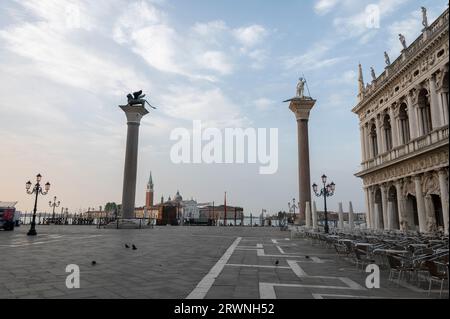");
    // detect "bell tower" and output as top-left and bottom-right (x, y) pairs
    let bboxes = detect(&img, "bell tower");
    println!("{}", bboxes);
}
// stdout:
(146, 172), (154, 208)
